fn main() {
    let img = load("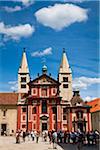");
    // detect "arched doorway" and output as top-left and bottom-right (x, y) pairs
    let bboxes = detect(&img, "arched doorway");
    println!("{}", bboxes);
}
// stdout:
(77, 122), (83, 132)
(40, 115), (49, 131)
(42, 123), (47, 131)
